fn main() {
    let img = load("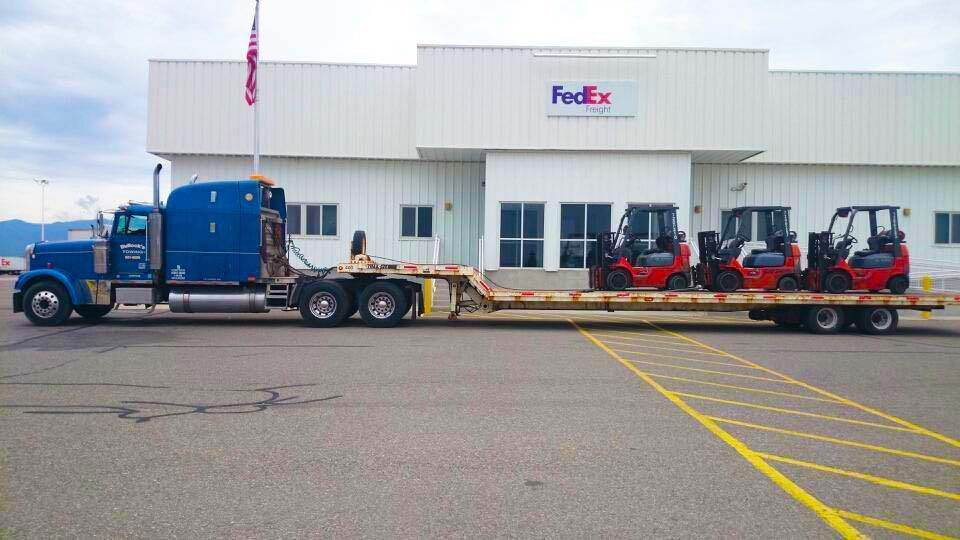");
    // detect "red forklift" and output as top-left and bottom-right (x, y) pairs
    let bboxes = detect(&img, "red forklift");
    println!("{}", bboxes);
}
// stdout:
(804, 205), (909, 294)
(695, 206), (802, 292)
(589, 204), (692, 291)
